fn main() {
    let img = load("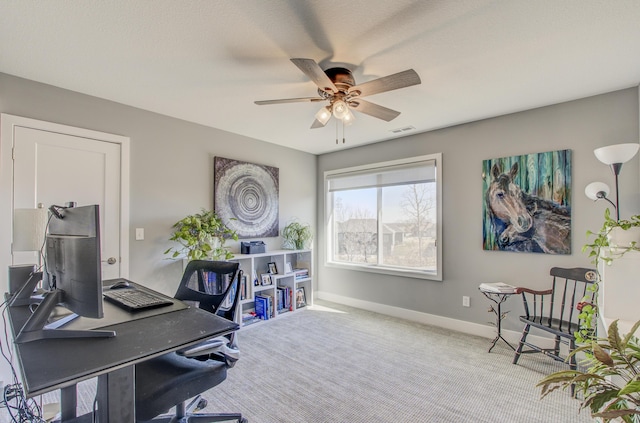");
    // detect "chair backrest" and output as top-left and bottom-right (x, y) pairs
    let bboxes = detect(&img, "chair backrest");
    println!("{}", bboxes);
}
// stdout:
(523, 267), (597, 333)
(175, 260), (242, 321)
